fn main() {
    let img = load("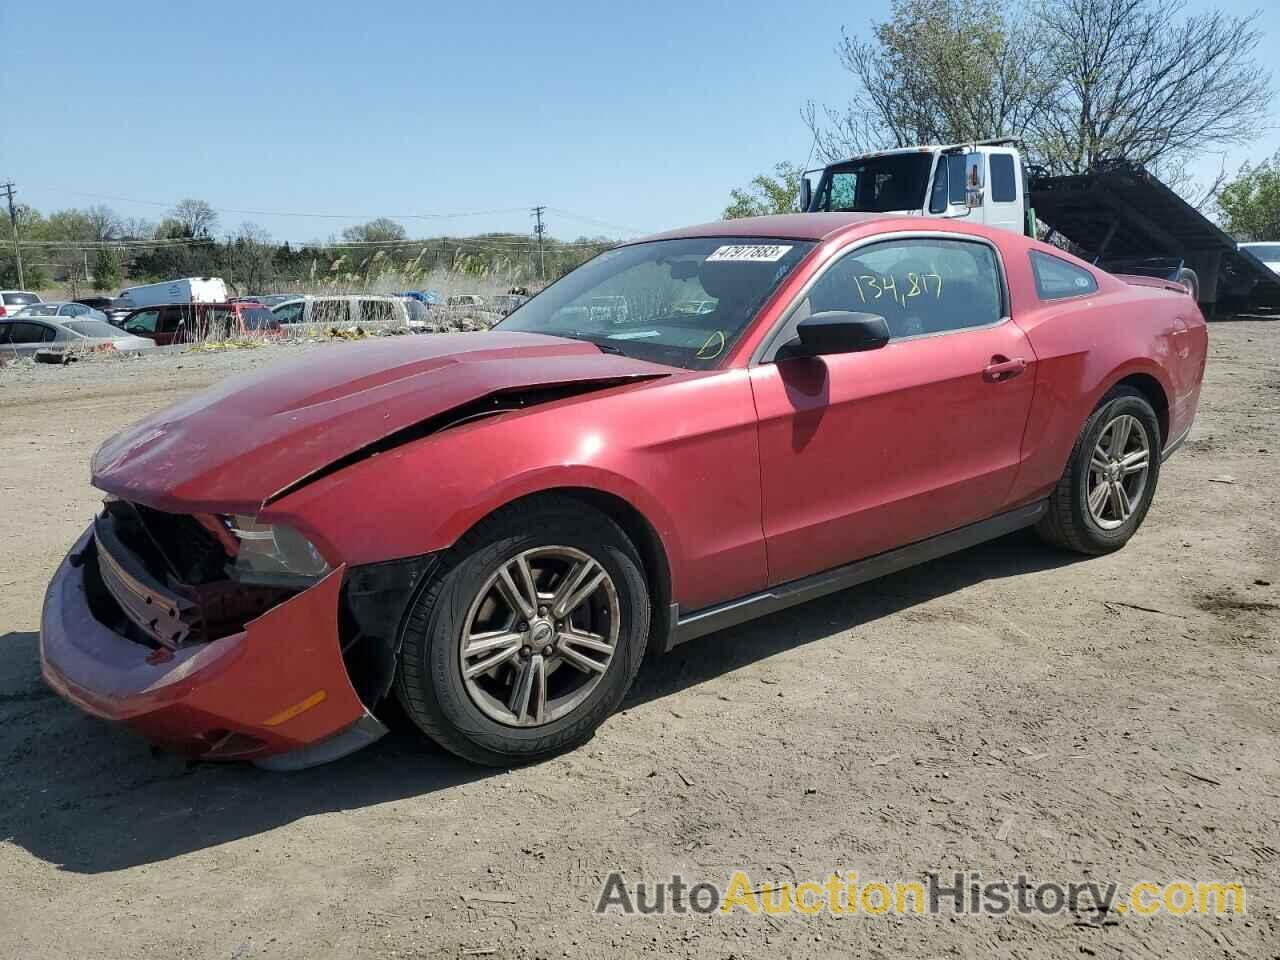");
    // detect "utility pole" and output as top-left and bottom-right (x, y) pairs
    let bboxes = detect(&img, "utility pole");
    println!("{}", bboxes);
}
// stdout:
(1, 181), (24, 289)
(531, 205), (546, 281)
